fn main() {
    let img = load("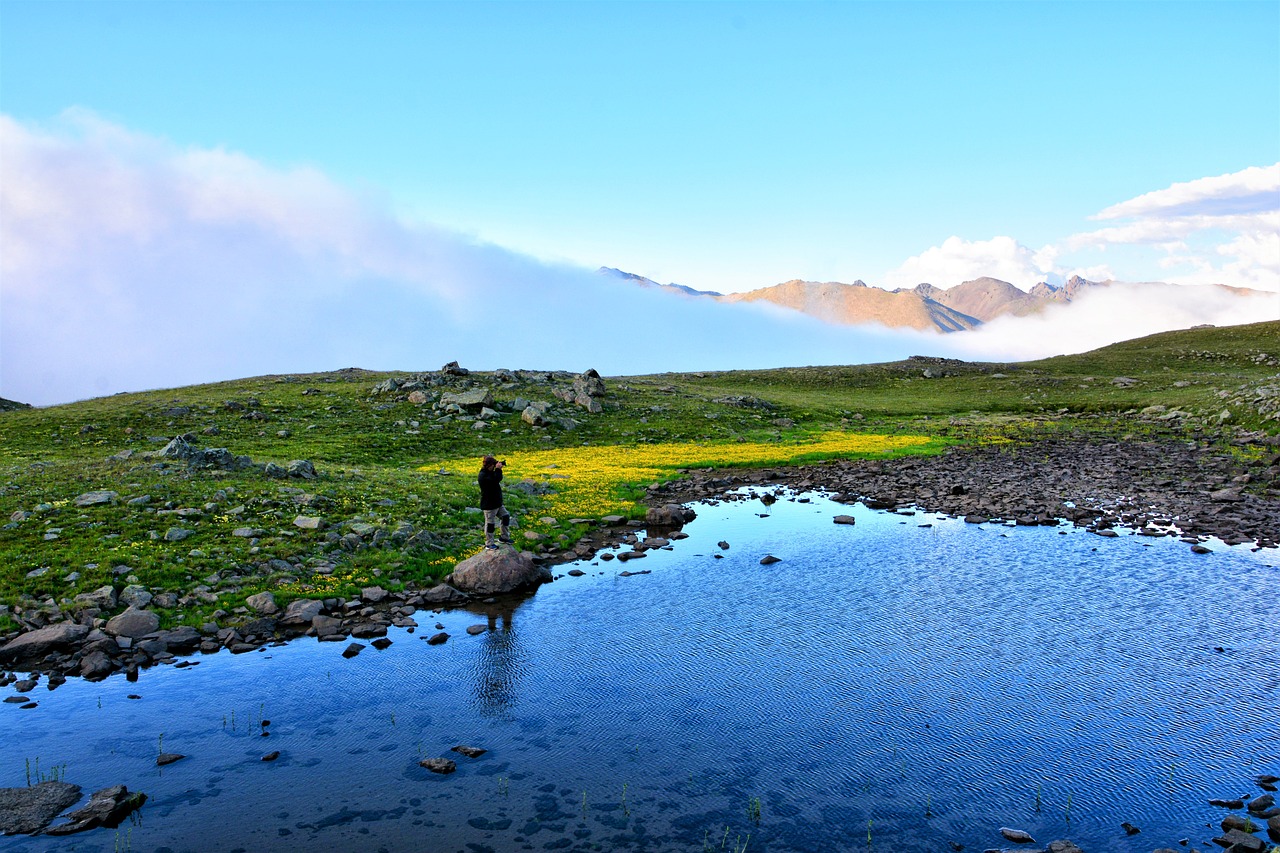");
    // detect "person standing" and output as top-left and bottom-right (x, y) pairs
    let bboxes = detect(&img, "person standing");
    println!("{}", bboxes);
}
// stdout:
(478, 455), (511, 549)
